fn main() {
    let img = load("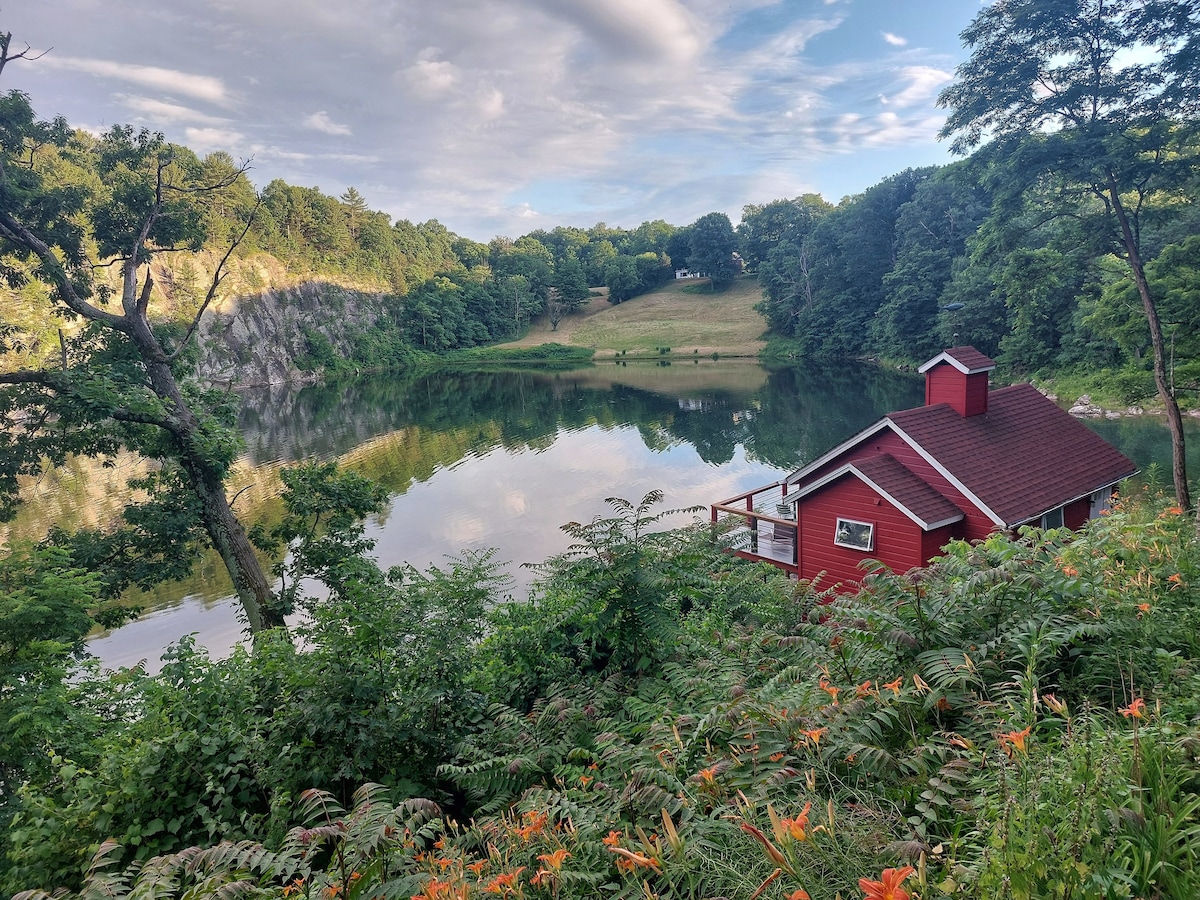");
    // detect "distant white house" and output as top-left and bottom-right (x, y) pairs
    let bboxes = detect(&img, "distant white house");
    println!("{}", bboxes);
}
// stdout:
(674, 268), (701, 279)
